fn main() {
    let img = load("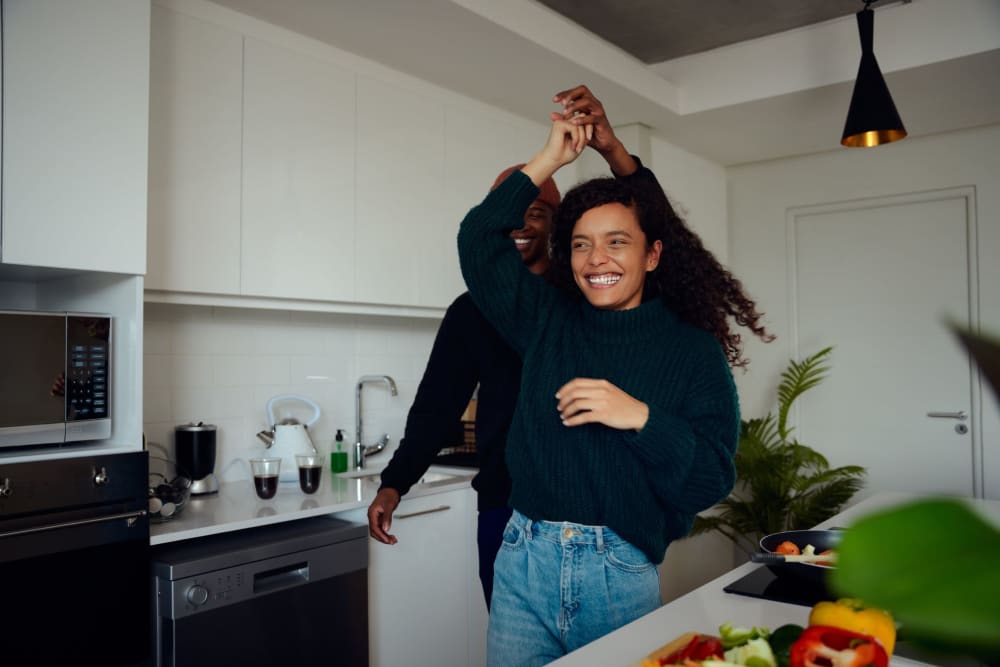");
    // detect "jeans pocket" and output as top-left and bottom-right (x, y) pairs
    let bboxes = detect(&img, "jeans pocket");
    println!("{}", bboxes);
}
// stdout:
(499, 519), (525, 551)
(604, 540), (655, 574)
